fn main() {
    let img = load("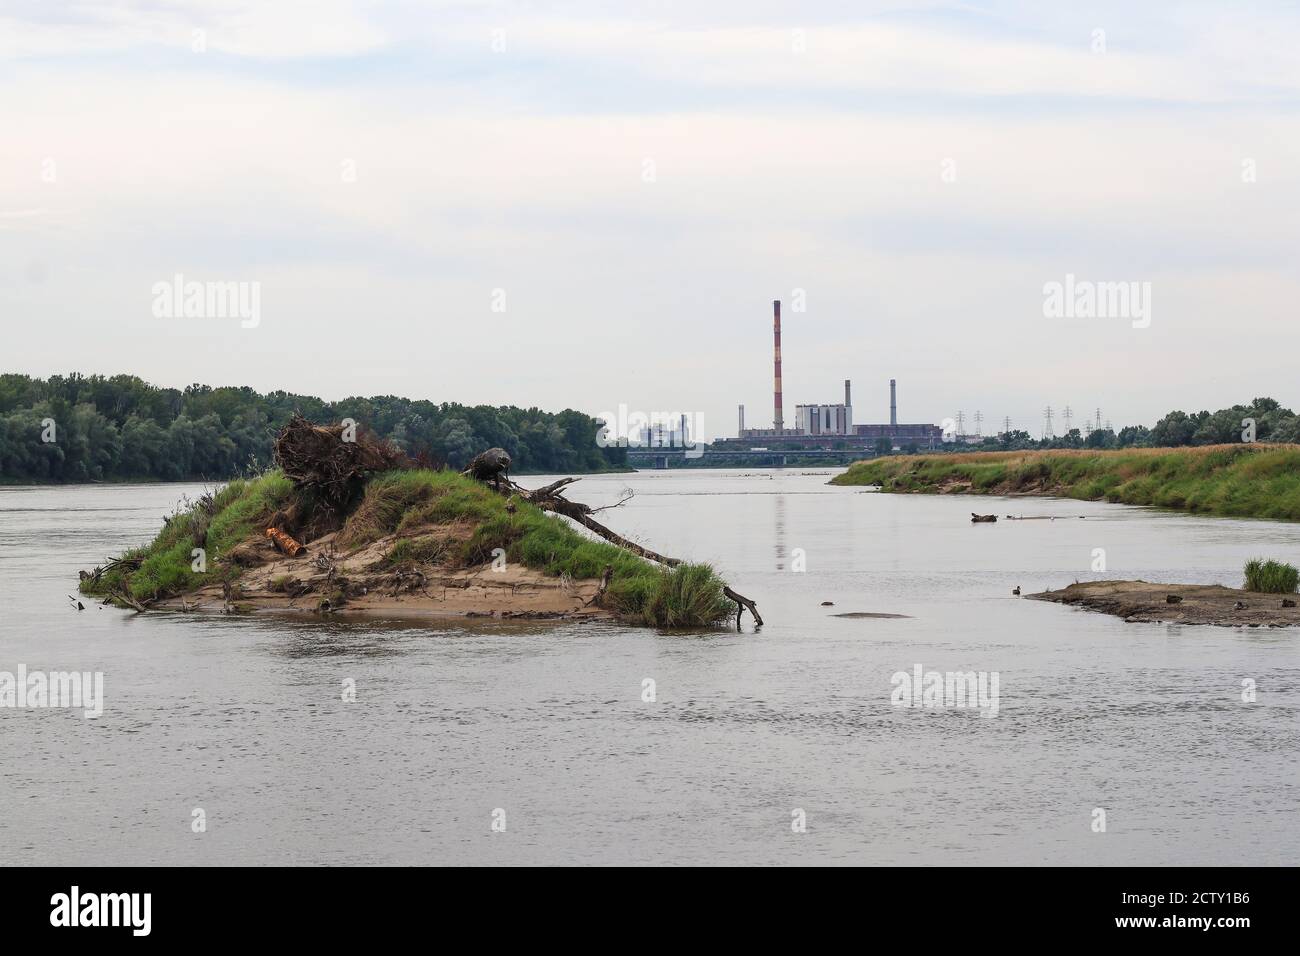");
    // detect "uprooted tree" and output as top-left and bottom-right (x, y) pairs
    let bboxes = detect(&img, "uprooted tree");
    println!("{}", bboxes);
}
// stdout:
(270, 413), (412, 539)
